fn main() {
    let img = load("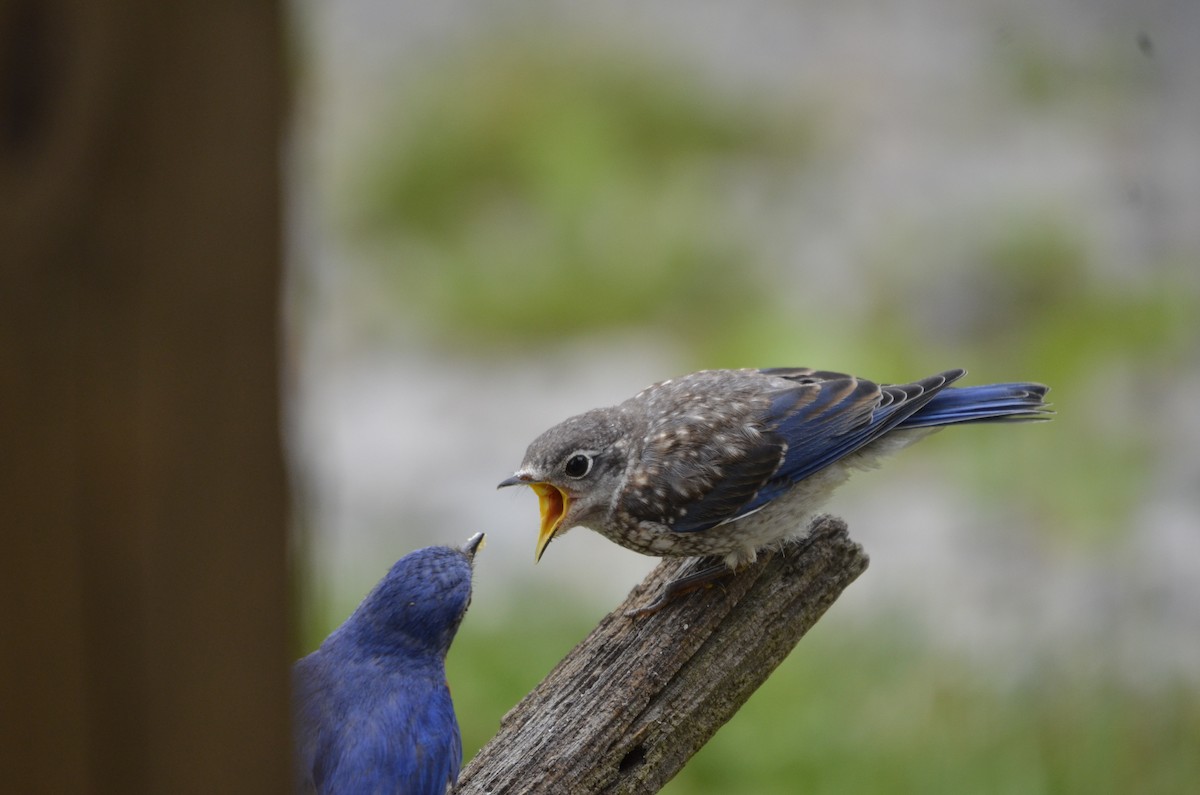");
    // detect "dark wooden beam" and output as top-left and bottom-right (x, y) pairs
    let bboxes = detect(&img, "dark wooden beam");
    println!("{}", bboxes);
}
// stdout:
(0, 1), (290, 791)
